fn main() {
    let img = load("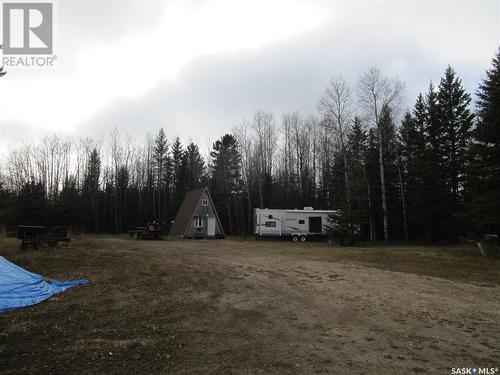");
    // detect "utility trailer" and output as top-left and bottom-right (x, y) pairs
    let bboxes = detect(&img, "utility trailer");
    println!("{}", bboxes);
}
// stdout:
(128, 221), (162, 240)
(254, 207), (339, 242)
(17, 225), (71, 250)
